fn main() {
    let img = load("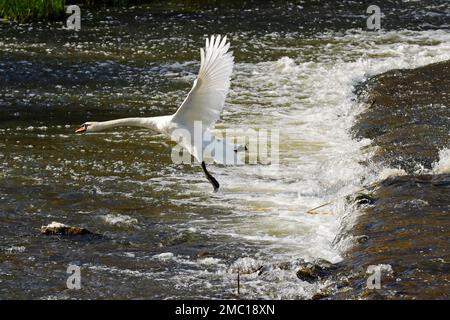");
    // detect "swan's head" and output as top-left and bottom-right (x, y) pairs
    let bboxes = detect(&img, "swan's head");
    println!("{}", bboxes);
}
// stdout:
(75, 122), (99, 134)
